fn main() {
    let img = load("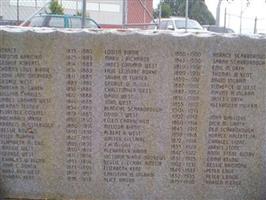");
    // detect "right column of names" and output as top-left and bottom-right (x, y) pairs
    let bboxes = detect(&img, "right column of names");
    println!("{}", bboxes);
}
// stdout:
(205, 52), (265, 186)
